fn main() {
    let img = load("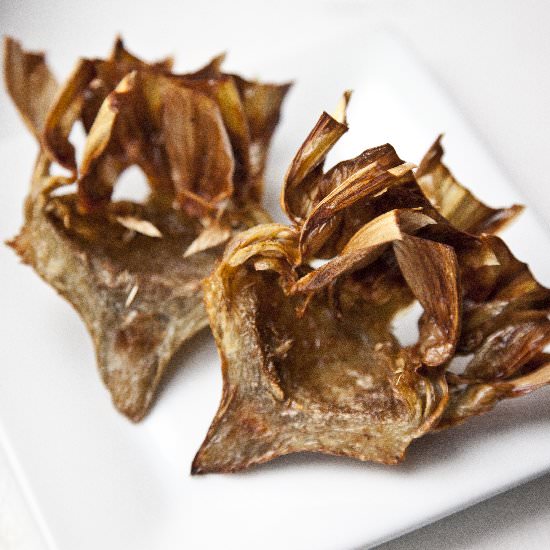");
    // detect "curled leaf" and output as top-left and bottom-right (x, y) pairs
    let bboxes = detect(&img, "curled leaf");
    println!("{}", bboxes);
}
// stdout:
(291, 209), (436, 293)
(394, 234), (460, 366)
(416, 135), (523, 235)
(281, 92), (350, 223)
